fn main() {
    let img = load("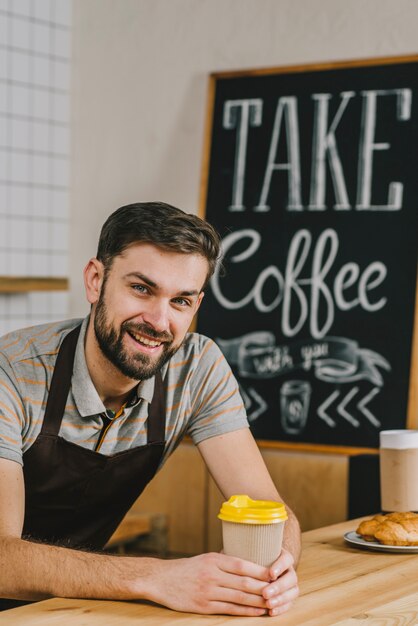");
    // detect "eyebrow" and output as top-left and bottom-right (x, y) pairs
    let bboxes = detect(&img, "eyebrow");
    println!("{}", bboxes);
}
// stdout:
(126, 272), (157, 288)
(125, 272), (201, 297)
